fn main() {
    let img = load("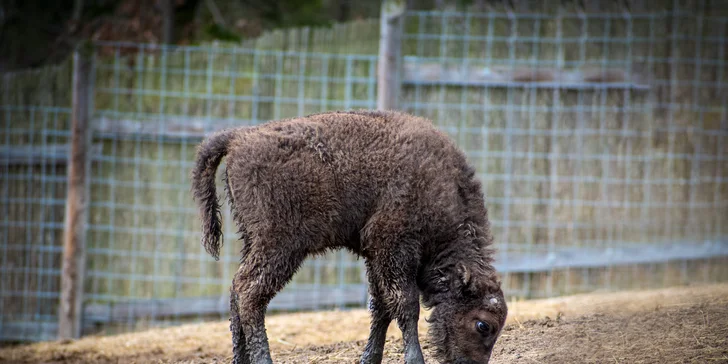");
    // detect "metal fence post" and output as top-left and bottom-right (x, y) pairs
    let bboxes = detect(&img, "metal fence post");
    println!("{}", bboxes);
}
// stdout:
(58, 46), (93, 340)
(377, 0), (405, 111)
